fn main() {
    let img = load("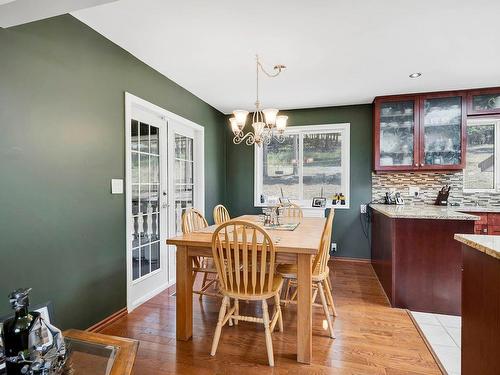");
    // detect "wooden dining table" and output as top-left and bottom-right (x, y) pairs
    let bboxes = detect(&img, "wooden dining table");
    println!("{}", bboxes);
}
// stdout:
(166, 214), (326, 364)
